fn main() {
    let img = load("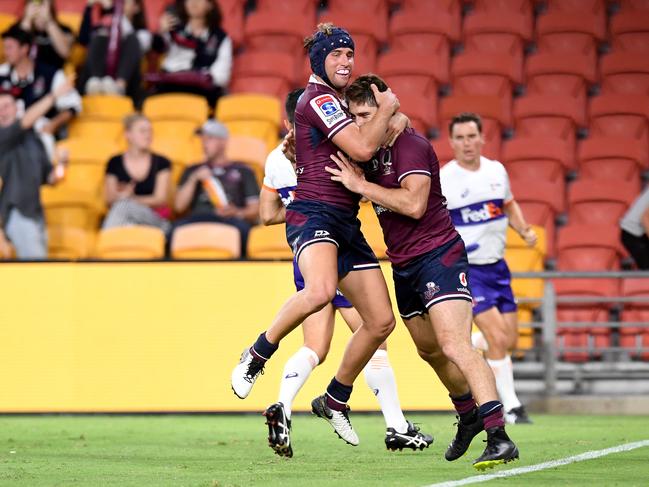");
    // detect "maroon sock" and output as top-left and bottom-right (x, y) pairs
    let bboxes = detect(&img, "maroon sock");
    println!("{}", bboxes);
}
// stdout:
(450, 392), (477, 422)
(479, 401), (505, 429)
